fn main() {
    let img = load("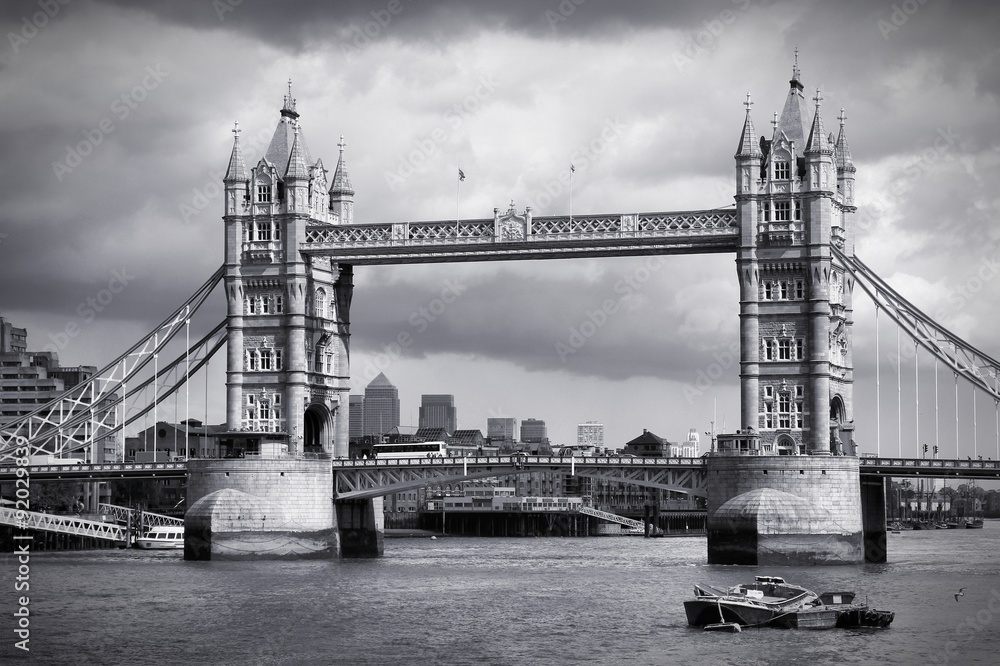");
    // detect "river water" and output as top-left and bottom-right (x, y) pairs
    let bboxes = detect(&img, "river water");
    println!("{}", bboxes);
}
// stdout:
(3, 523), (999, 665)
